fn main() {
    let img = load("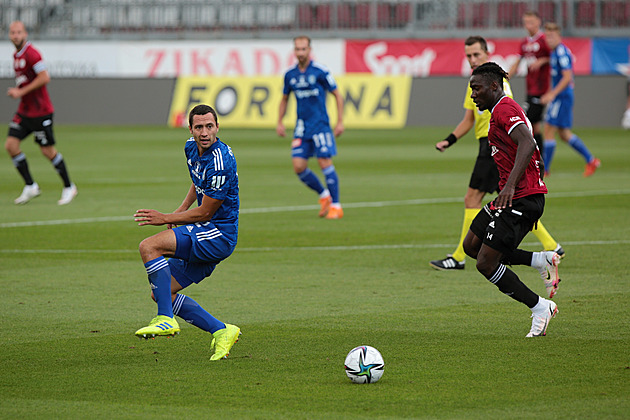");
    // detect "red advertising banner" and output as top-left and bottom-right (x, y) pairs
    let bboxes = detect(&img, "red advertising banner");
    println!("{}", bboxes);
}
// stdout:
(346, 38), (592, 76)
